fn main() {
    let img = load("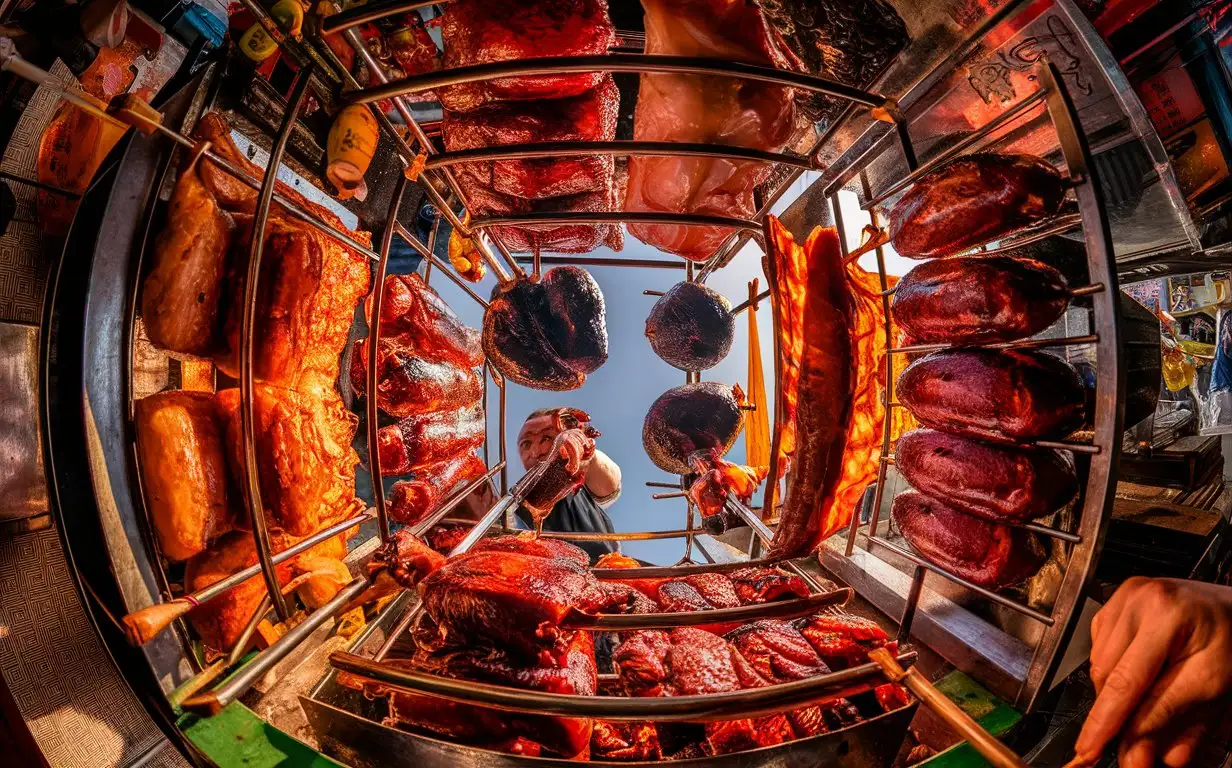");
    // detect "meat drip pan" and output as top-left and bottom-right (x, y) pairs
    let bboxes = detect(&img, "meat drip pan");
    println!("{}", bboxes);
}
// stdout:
(300, 686), (917, 768)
